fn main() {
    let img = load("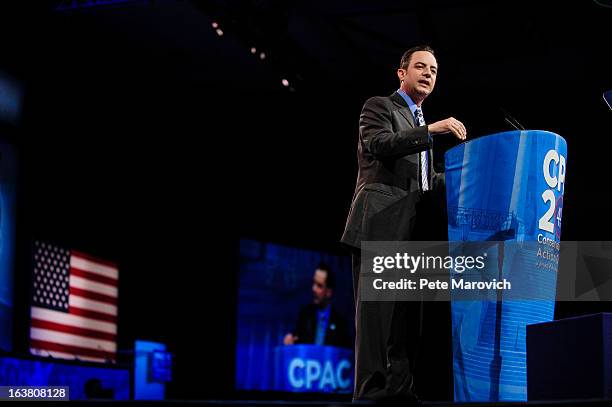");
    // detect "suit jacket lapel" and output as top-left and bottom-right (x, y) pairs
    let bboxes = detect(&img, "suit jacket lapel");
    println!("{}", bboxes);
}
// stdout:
(390, 91), (416, 128)
(390, 92), (433, 182)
